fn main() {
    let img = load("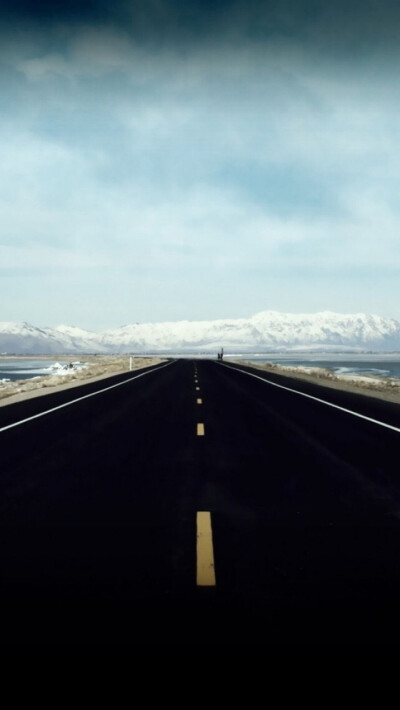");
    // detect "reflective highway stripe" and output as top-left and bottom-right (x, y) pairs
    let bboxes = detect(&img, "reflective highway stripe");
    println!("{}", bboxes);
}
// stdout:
(0, 361), (175, 434)
(219, 362), (400, 434)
